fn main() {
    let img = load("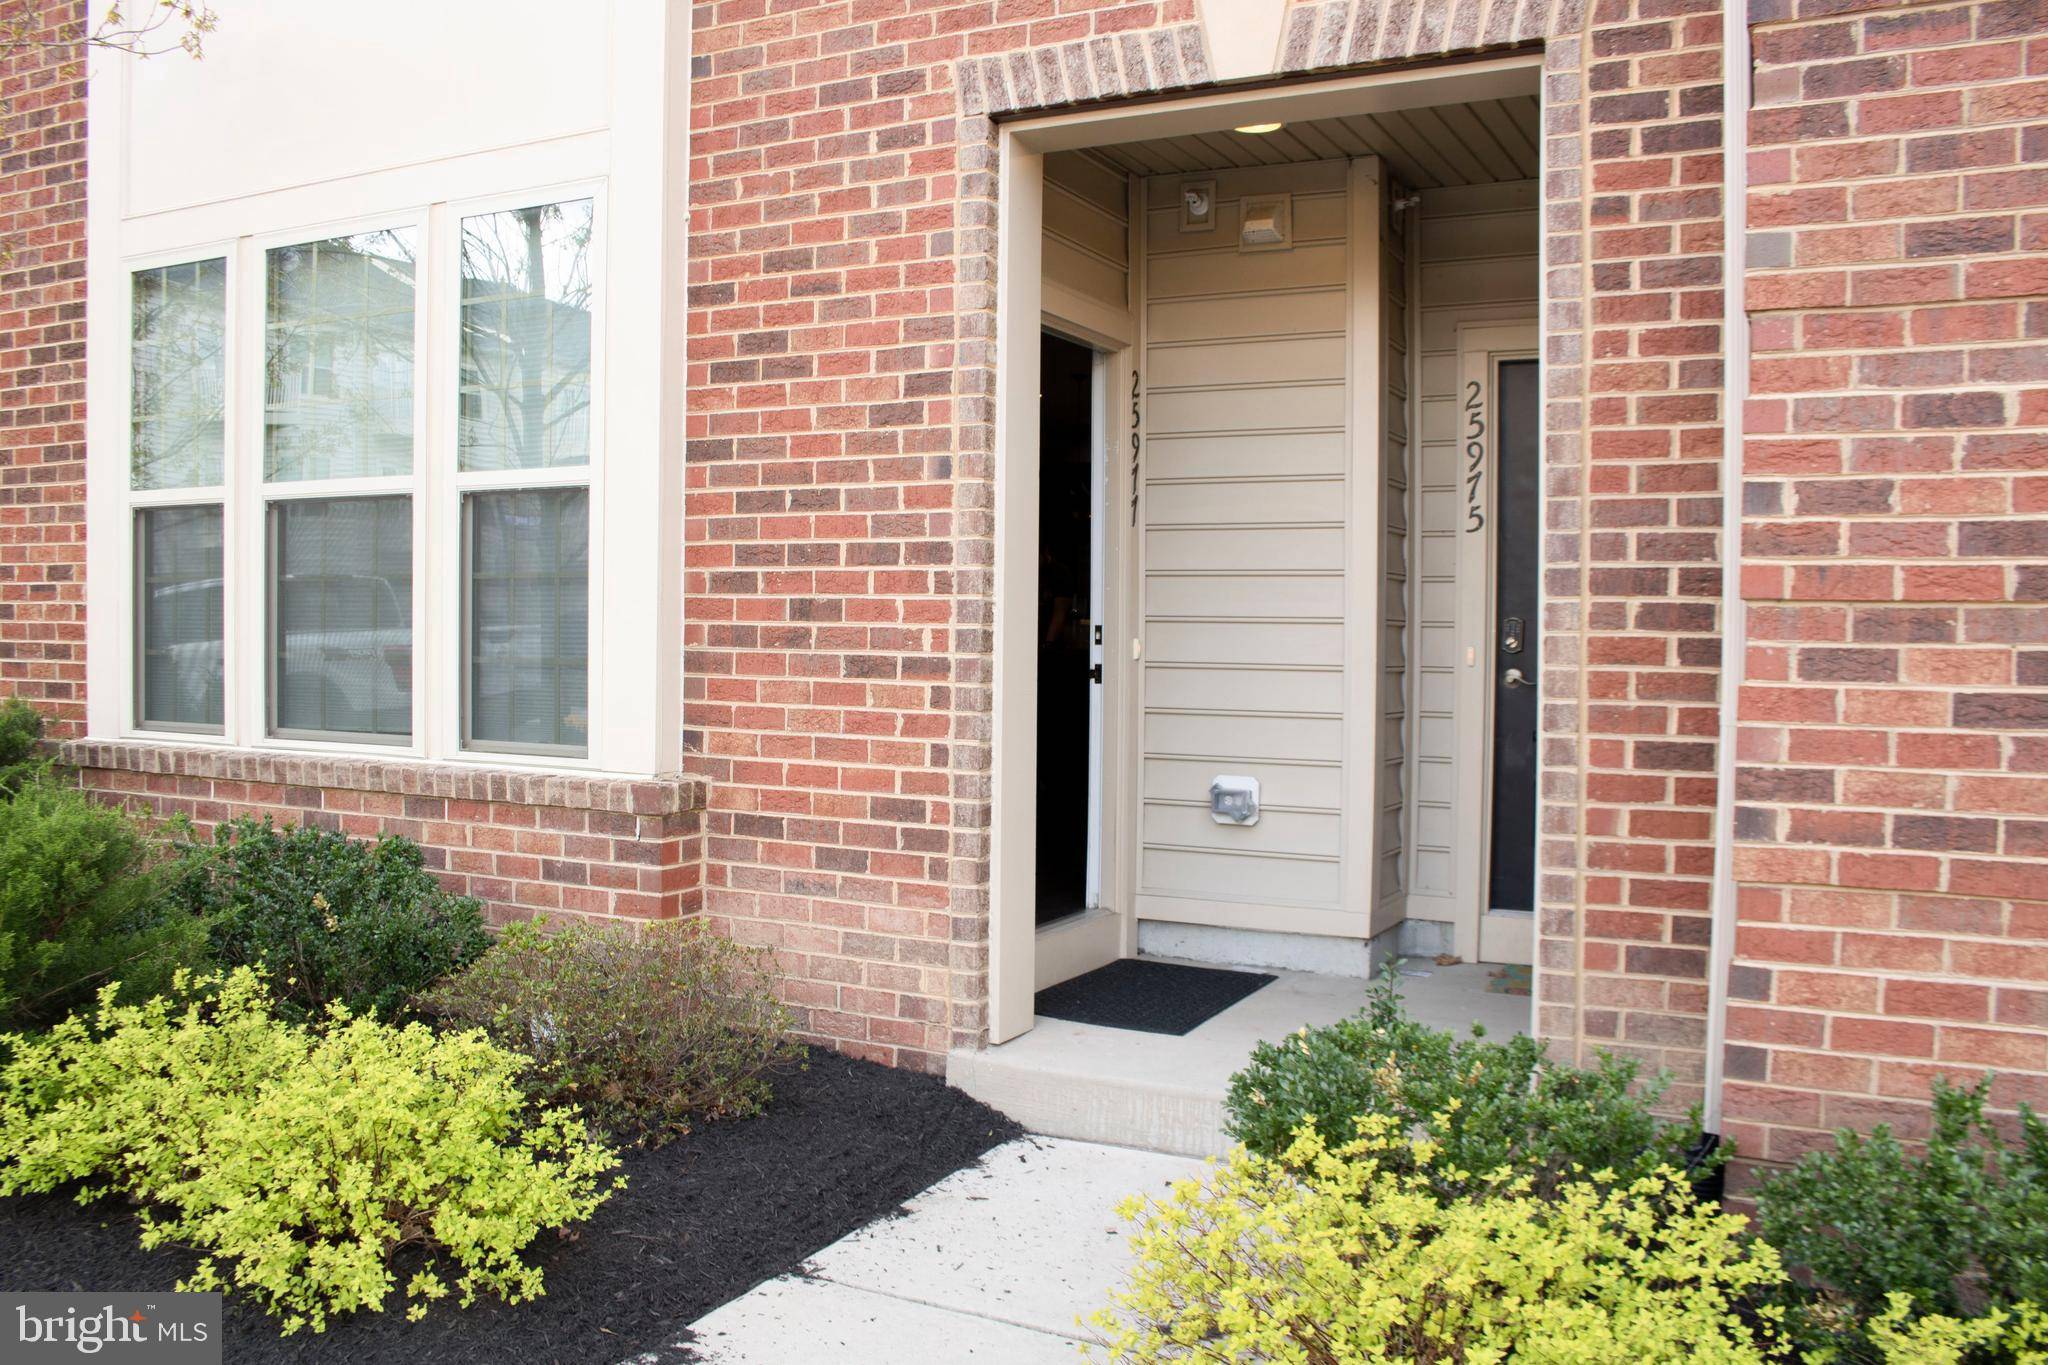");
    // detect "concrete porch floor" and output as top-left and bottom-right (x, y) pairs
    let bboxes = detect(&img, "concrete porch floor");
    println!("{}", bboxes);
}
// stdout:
(947, 958), (1532, 1156)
